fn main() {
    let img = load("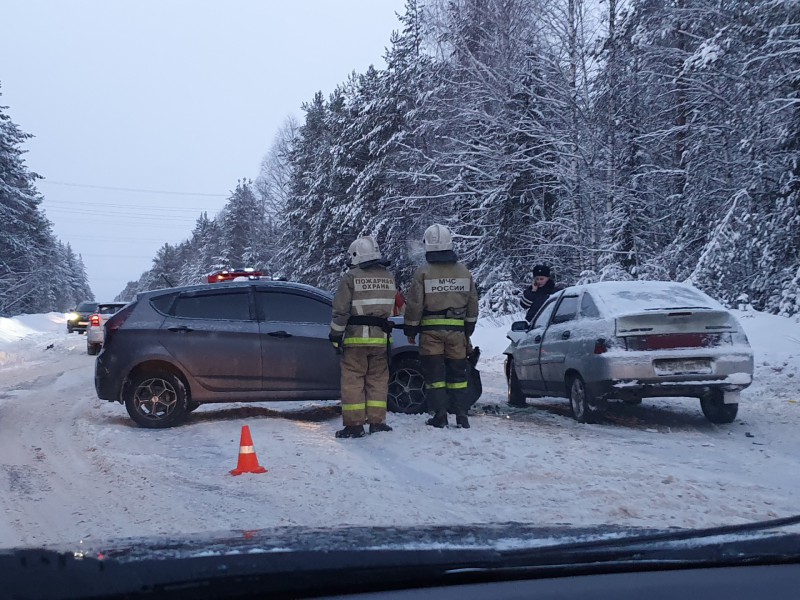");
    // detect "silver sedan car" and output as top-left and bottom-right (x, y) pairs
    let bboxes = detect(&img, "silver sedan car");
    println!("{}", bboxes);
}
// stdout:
(504, 281), (754, 424)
